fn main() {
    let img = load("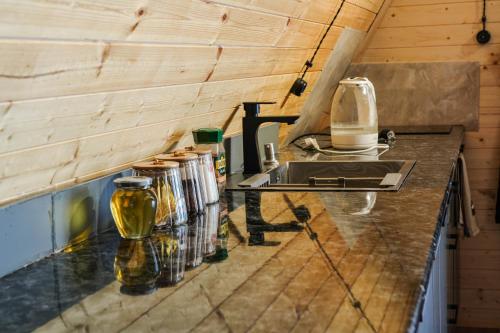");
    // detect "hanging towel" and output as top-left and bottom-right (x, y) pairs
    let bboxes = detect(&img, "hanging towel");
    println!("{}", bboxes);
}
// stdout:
(496, 168), (499, 224)
(457, 153), (480, 237)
